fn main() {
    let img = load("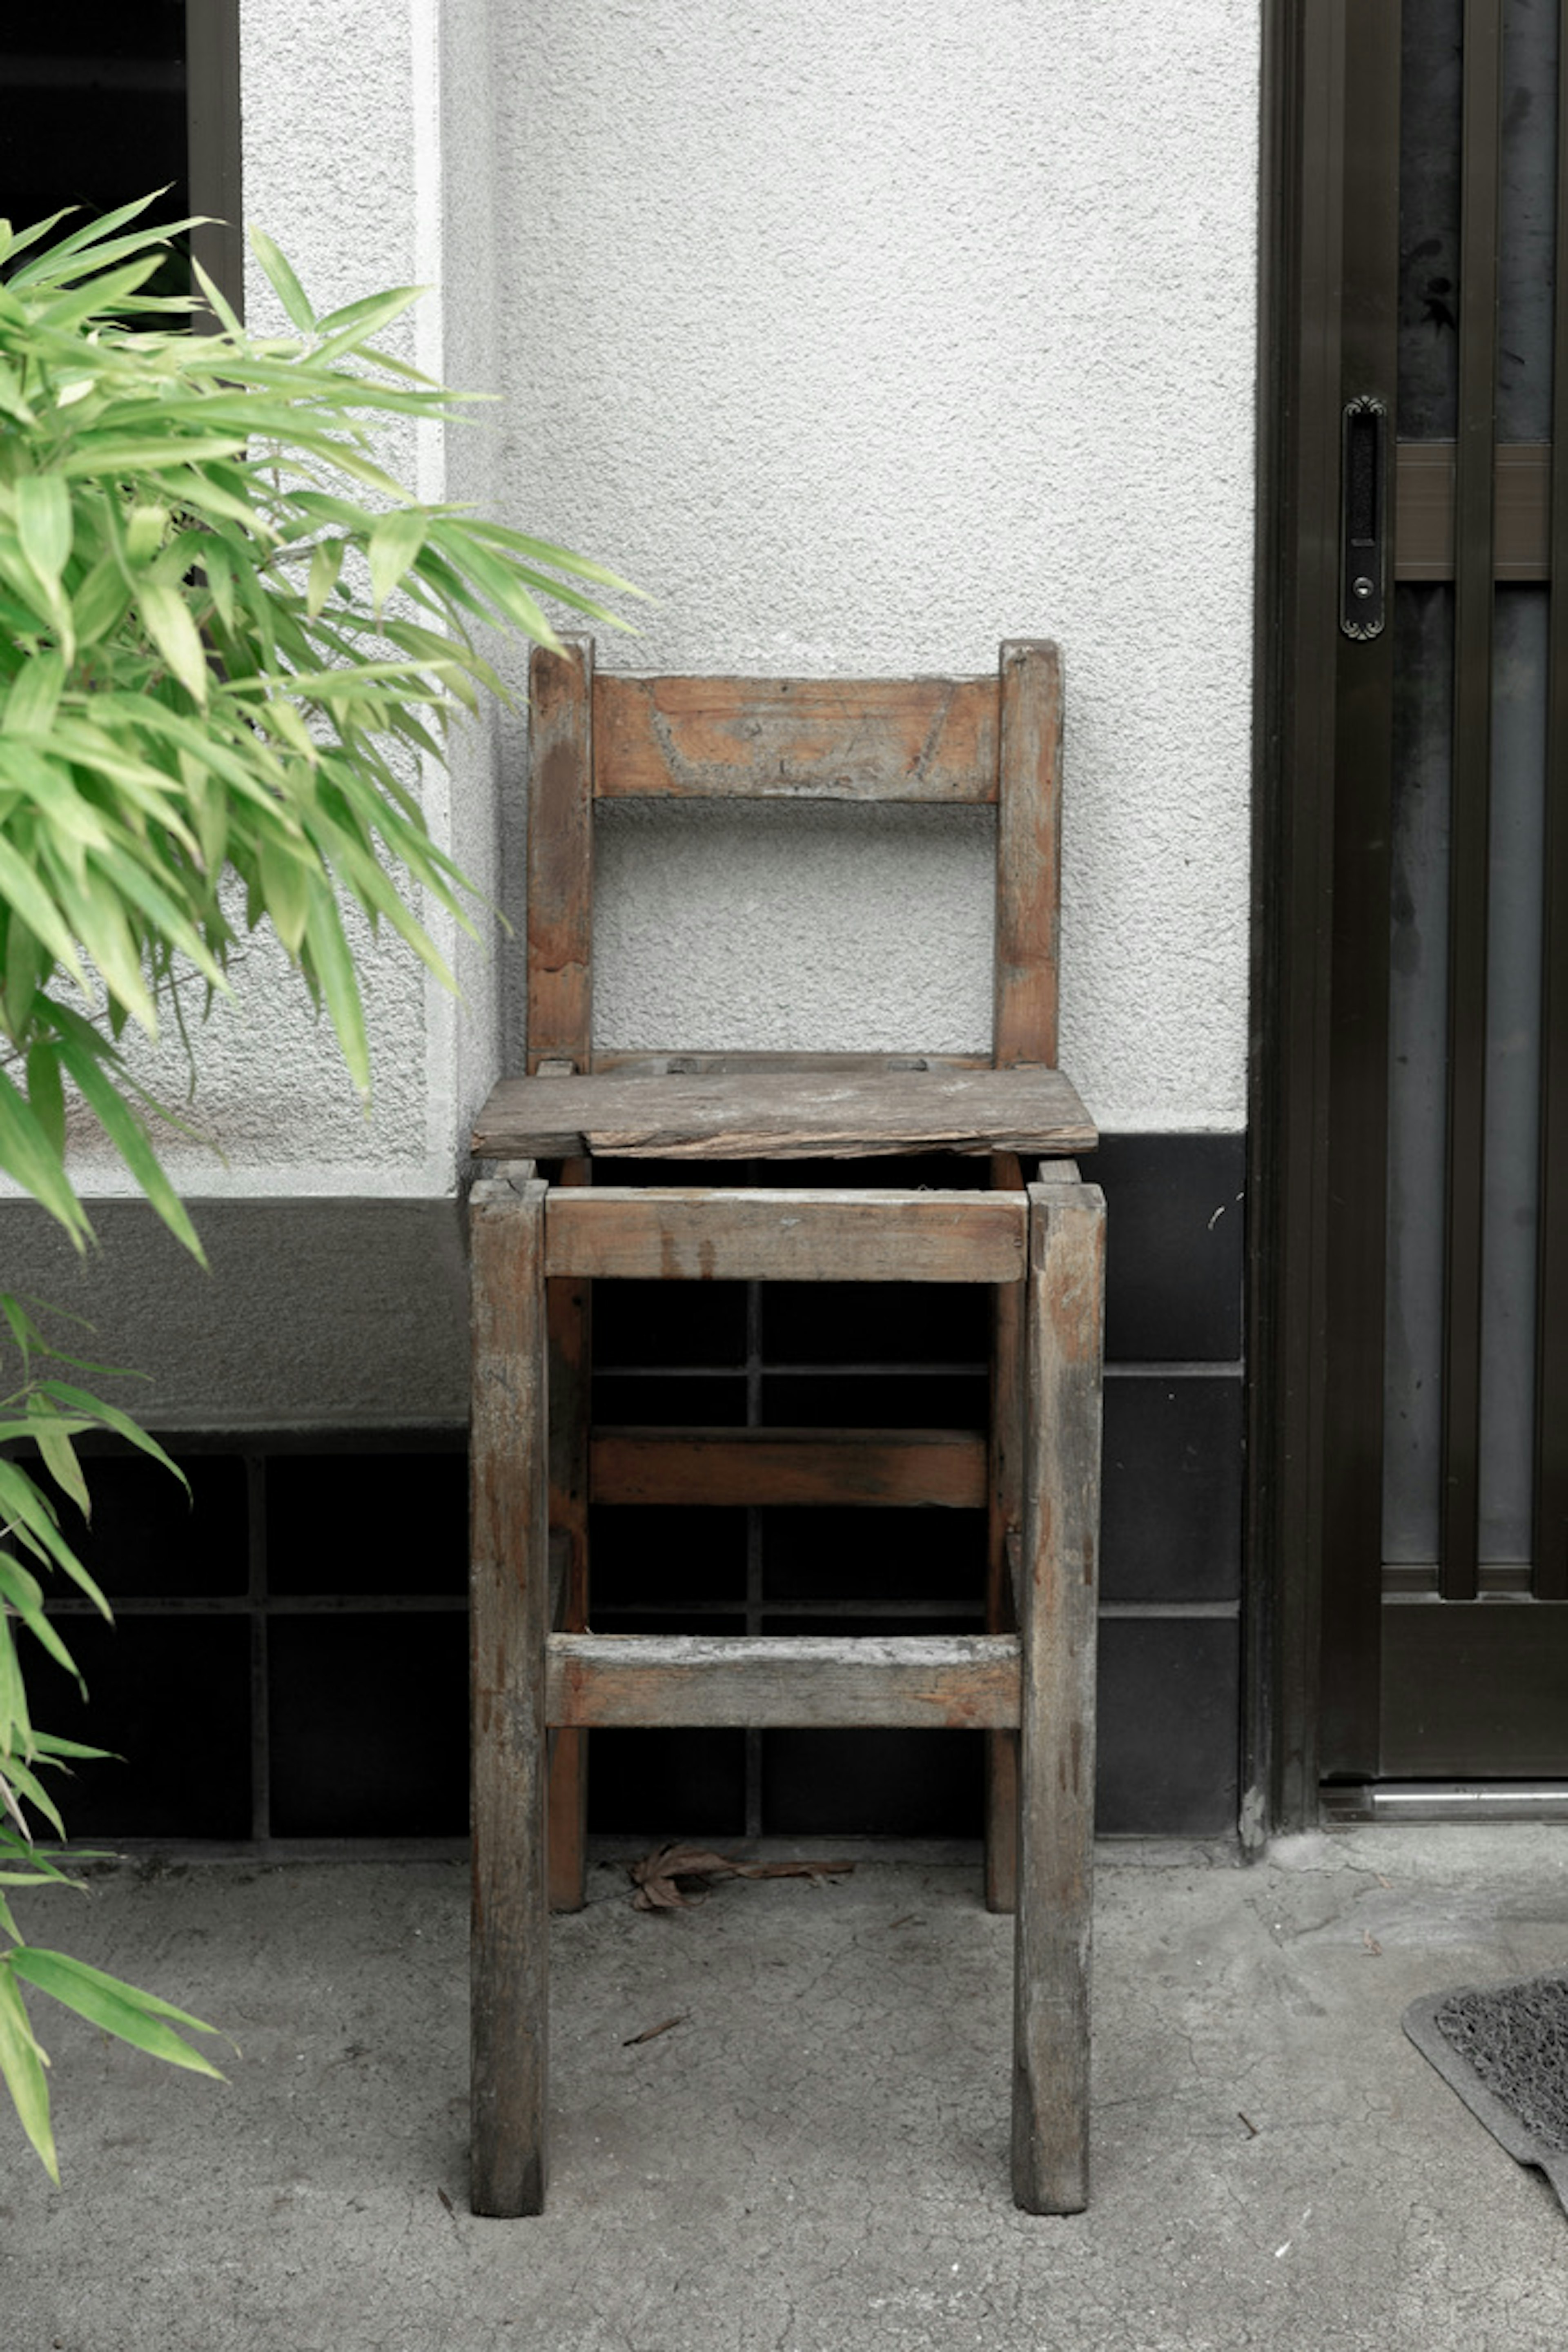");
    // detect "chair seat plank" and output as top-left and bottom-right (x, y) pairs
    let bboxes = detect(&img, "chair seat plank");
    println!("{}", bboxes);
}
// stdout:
(474, 1065), (1095, 1160)
(545, 1187), (1026, 1283)
(591, 1425), (988, 1509)
(546, 1632), (1022, 1729)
